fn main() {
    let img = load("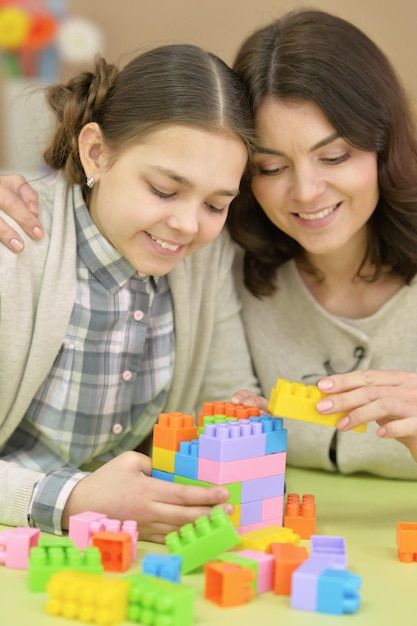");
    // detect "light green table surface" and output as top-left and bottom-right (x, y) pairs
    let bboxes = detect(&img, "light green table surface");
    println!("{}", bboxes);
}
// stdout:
(1, 466), (417, 626)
